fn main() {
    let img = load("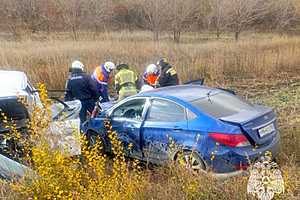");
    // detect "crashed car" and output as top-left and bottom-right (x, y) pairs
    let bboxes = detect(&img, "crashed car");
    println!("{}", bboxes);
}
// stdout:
(83, 85), (280, 177)
(0, 70), (81, 159)
(0, 153), (30, 180)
